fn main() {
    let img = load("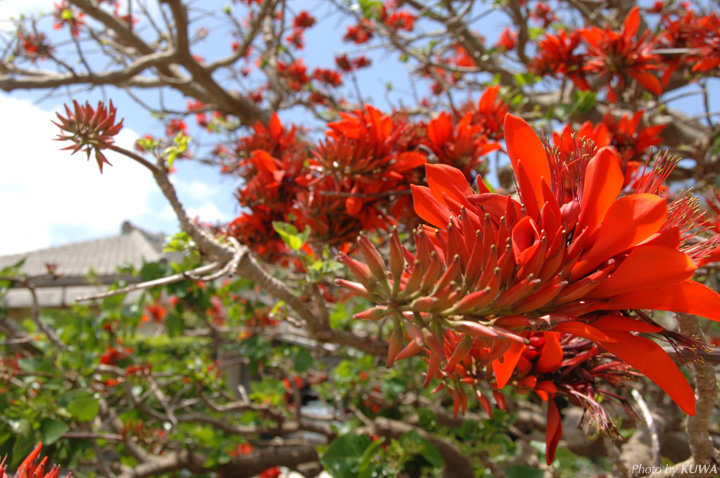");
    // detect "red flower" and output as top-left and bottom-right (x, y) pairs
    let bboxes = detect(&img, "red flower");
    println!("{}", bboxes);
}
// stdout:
(342, 113), (720, 463)
(424, 111), (500, 179)
(142, 302), (167, 323)
(581, 7), (662, 102)
(343, 19), (375, 44)
(259, 467), (281, 478)
(312, 68), (343, 87)
(690, 13), (720, 72)
(531, 30), (590, 91)
(277, 59), (309, 91)
(495, 27), (517, 52)
(385, 10), (415, 31)
(293, 11), (316, 29)
(16, 32), (54, 62)
(456, 85), (508, 140)
(530, 2), (557, 28)
(166, 118), (188, 136)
